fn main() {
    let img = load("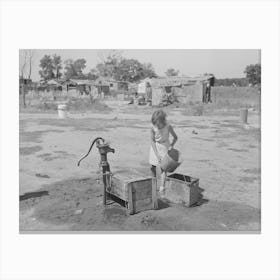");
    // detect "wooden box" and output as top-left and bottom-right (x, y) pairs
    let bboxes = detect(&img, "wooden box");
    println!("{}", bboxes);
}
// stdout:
(109, 170), (157, 214)
(165, 173), (201, 207)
